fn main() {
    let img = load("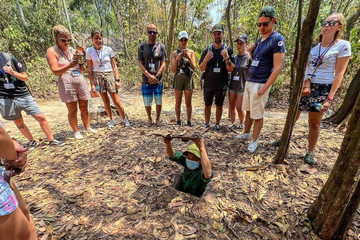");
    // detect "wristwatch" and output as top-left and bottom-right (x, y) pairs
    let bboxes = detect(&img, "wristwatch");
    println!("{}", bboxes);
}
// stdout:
(115, 79), (120, 82)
